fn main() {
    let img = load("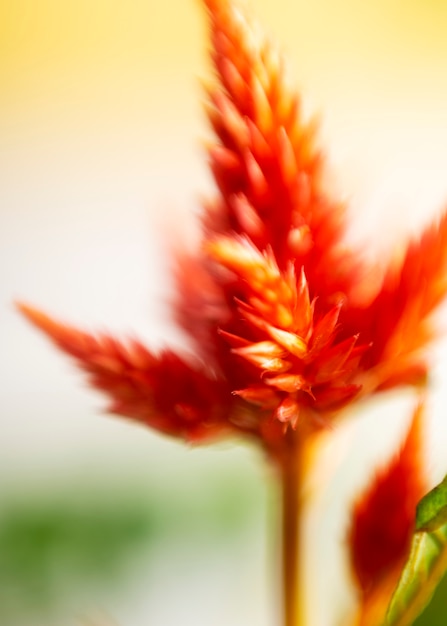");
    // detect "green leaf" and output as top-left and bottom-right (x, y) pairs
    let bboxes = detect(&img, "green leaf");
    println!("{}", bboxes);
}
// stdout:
(386, 473), (447, 626)
(413, 571), (447, 626)
(416, 474), (447, 532)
